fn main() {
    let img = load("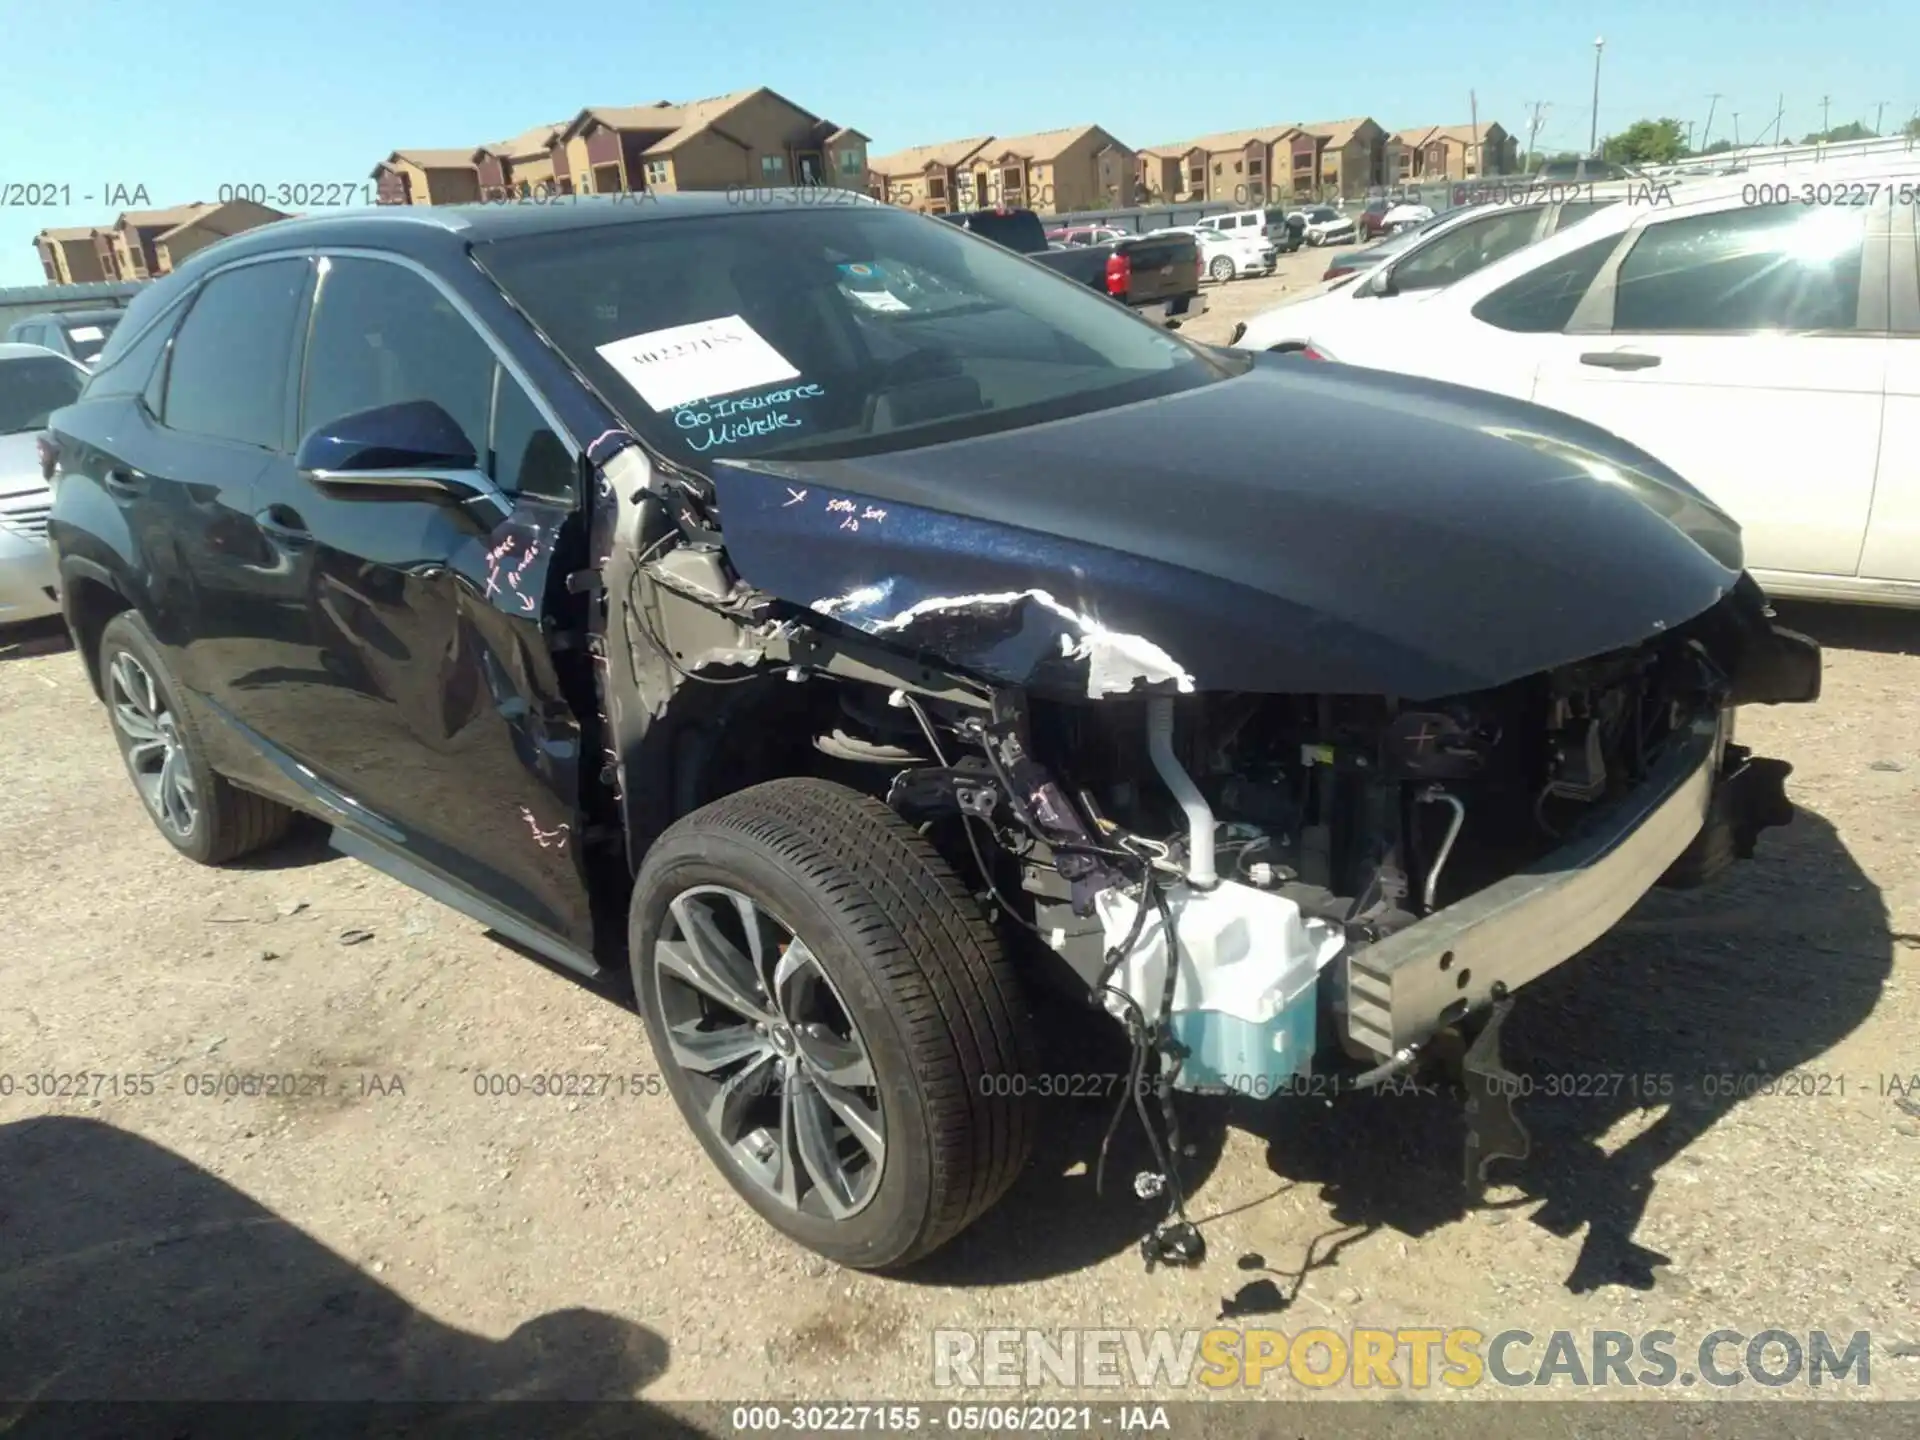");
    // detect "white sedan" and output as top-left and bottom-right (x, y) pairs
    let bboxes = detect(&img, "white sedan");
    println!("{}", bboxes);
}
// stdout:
(1299, 206), (1357, 246)
(1230, 173), (1920, 606)
(1152, 226), (1276, 282)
